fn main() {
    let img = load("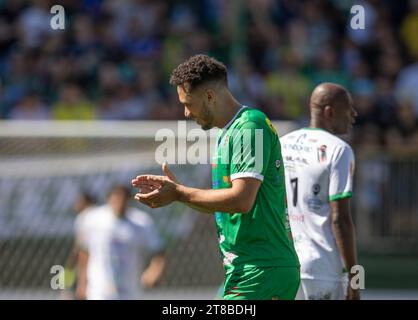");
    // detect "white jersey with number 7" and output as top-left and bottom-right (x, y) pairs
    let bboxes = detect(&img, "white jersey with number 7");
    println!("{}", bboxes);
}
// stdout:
(280, 127), (355, 281)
